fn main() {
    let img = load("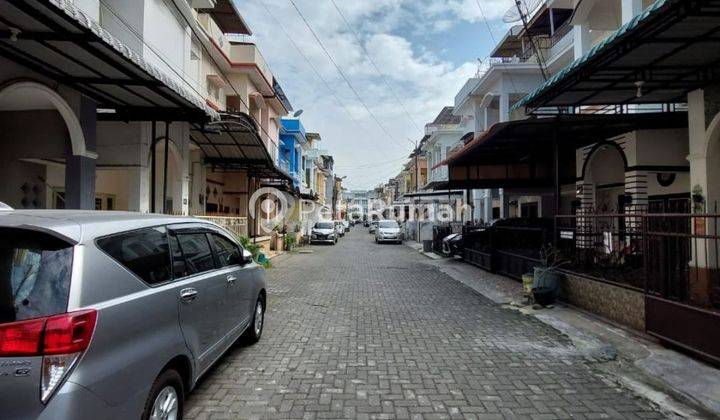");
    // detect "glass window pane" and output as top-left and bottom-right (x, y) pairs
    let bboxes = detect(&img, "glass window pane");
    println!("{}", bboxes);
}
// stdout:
(176, 233), (215, 275)
(97, 227), (171, 285)
(169, 234), (188, 279)
(210, 234), (240, 268)
(0, 229), (73, 323)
